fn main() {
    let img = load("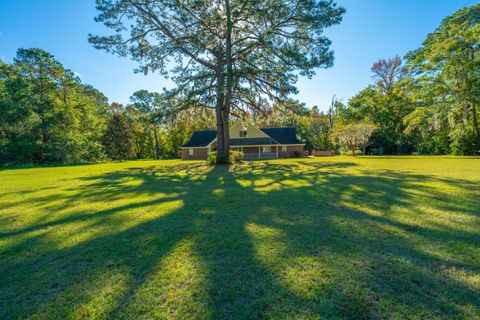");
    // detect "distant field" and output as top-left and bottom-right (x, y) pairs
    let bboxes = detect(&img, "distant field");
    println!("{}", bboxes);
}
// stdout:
(1, 157), (479, 319)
